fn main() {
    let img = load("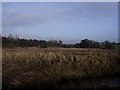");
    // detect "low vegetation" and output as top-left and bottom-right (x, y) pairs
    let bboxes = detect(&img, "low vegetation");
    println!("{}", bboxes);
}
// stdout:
(2, 47), (120, 89)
